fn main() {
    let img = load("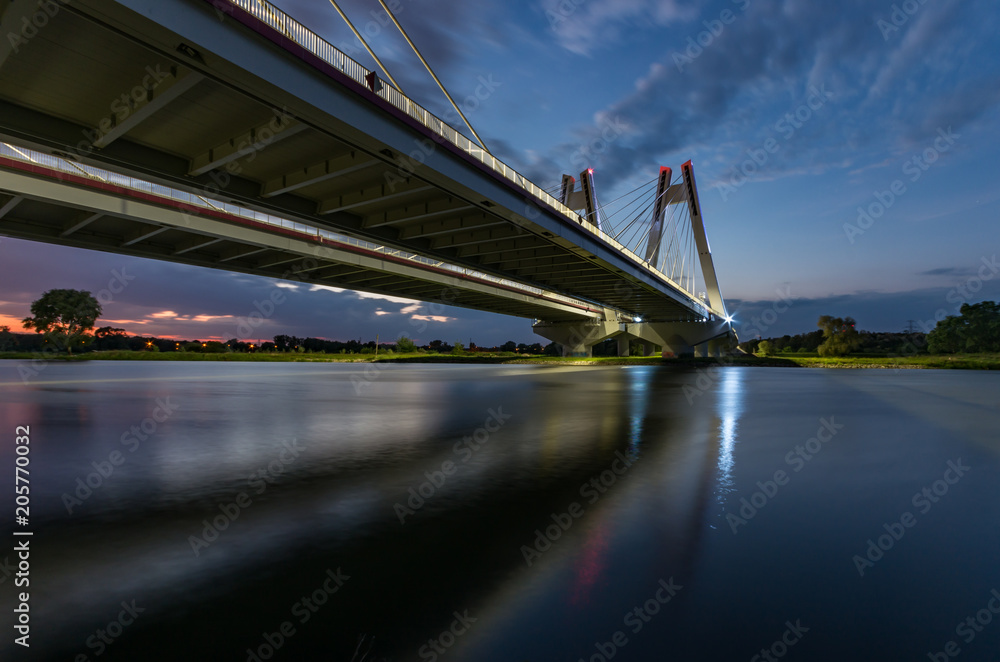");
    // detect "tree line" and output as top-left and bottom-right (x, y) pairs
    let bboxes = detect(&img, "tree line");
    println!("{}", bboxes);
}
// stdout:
(6, 288), (999, 358)
(743, 303), (1000, 357)
(0, 288), (556, 355)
